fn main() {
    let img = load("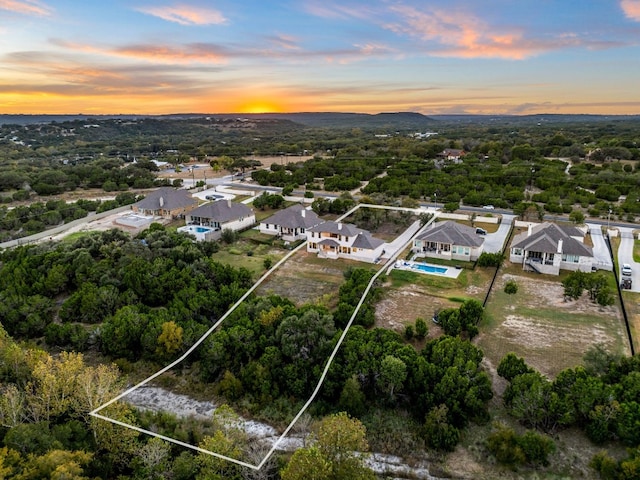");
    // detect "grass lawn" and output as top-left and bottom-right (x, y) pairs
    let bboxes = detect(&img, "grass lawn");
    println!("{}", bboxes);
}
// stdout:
(256, 250), (373, 307)
(622, 290), (640, 353)
(212, 240), (288, 277)
(479, 263), (629, 379)
(634, 238), (640, 263)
